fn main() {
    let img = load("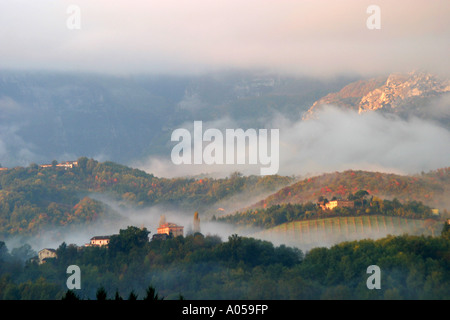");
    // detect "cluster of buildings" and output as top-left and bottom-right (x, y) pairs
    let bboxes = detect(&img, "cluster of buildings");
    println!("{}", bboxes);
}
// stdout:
(36, 214), (197, 264)
(83, 220), (186, 247)
(84, 216), (187, 248)
(39, 160), (78, 169)
(0, 160), (78, 172)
